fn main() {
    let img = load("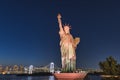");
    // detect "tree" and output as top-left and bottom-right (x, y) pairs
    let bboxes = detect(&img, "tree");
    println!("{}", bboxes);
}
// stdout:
(116, 64), (120, 75)
(99, 56), (118, 75)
